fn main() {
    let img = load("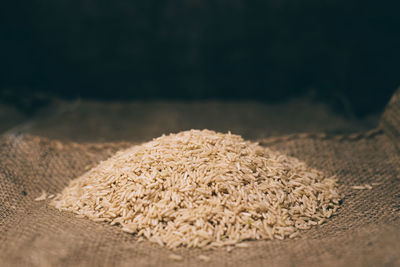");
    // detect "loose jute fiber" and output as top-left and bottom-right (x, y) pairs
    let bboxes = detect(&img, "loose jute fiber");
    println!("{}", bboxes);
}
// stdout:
(0, 89), (399, 266)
